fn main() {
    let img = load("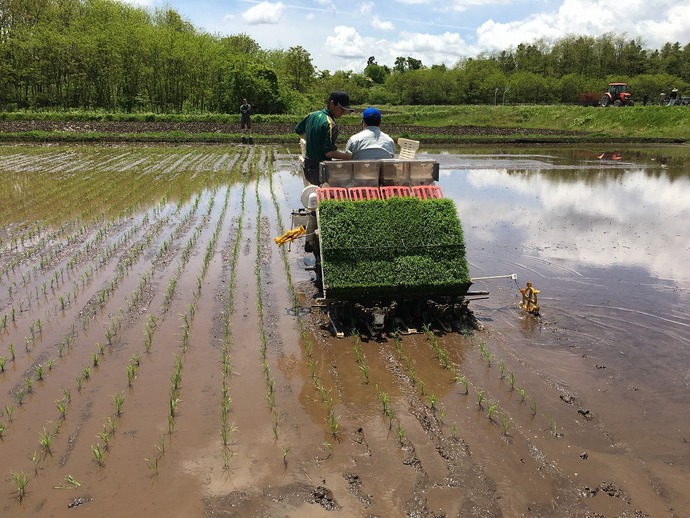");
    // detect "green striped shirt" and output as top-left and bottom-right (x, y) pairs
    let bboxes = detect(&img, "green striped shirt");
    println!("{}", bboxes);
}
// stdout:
(294, 108), (339, 162)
